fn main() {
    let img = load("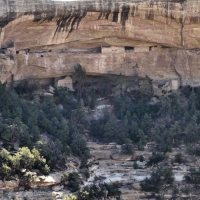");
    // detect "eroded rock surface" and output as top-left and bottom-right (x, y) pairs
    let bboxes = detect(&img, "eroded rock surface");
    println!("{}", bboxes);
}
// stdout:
(0, 141), (199, 199)
(0, 0), (200, 86)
